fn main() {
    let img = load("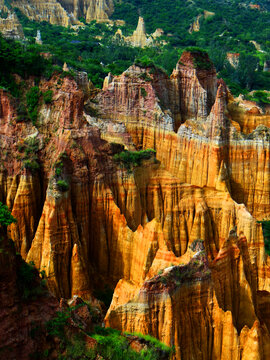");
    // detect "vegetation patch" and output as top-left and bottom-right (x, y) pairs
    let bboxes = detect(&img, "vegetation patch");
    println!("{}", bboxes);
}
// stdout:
(16, 102), (30, 122)
(246, 91), (270, 105)
(92, 326), (172, 360)
(135, 56), (156, 69)
(22, 159), (40, 171)
(26, 86), (41, 125)
(43, 90), (53, 104)
(125, 332), (172, 353)
(0, 34), (50, 96)
(45, 311), (173, 360)
(54, 160), (64, 177)
(0, 202), (16, 226)
(21, 137), (40, 172)
(17, 260), (47, 301)
(258, 220), (270, 255)
(53, 153), (70, 192)
(56, 180), (69, 192)
(113, 149), (156, 170)
(155, 250), (210, 290)
(140, 87), (148, 98)
(184, 47), (212, 70)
